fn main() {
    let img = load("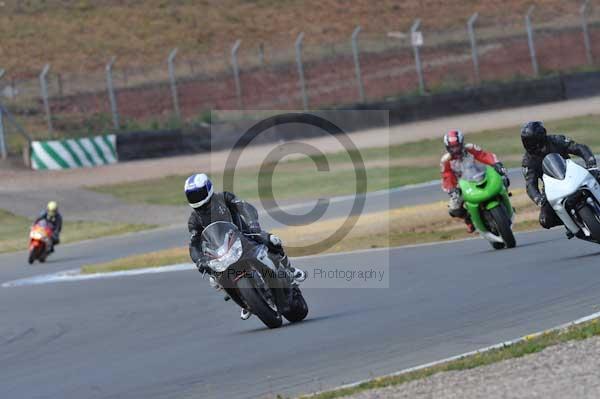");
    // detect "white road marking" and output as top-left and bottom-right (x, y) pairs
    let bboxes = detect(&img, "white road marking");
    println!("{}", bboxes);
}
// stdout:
(1, 263), (195, 288)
